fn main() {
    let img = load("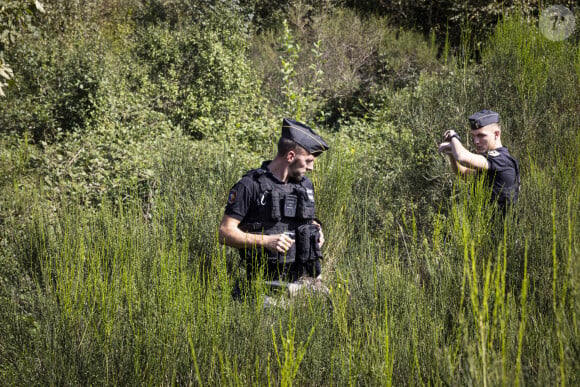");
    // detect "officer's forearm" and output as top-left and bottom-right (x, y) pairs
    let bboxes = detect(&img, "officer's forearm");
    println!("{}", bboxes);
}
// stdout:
(219, 215), (267, 249)
(219, 227), (268, 250)
(449, 139), (487, 175)
(449, 138), (468, 163)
